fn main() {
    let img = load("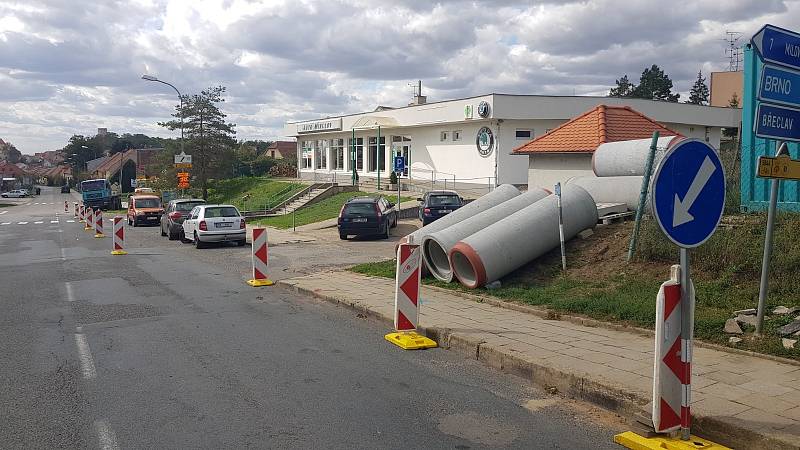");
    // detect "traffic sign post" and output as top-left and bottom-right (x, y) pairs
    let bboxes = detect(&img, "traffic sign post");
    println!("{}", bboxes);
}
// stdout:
(751, 24), (800, 71)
